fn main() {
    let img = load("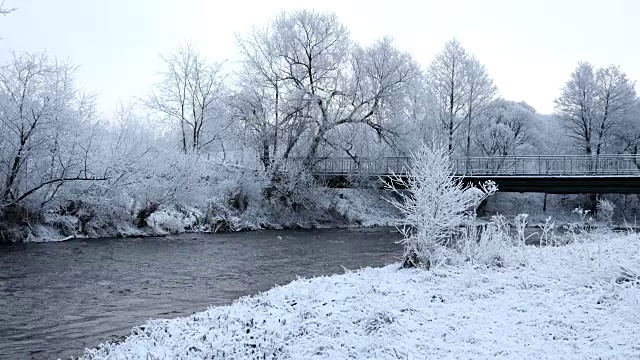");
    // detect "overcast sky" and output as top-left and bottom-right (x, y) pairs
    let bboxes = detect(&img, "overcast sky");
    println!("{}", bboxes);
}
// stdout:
(0, 0), (638, 115)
